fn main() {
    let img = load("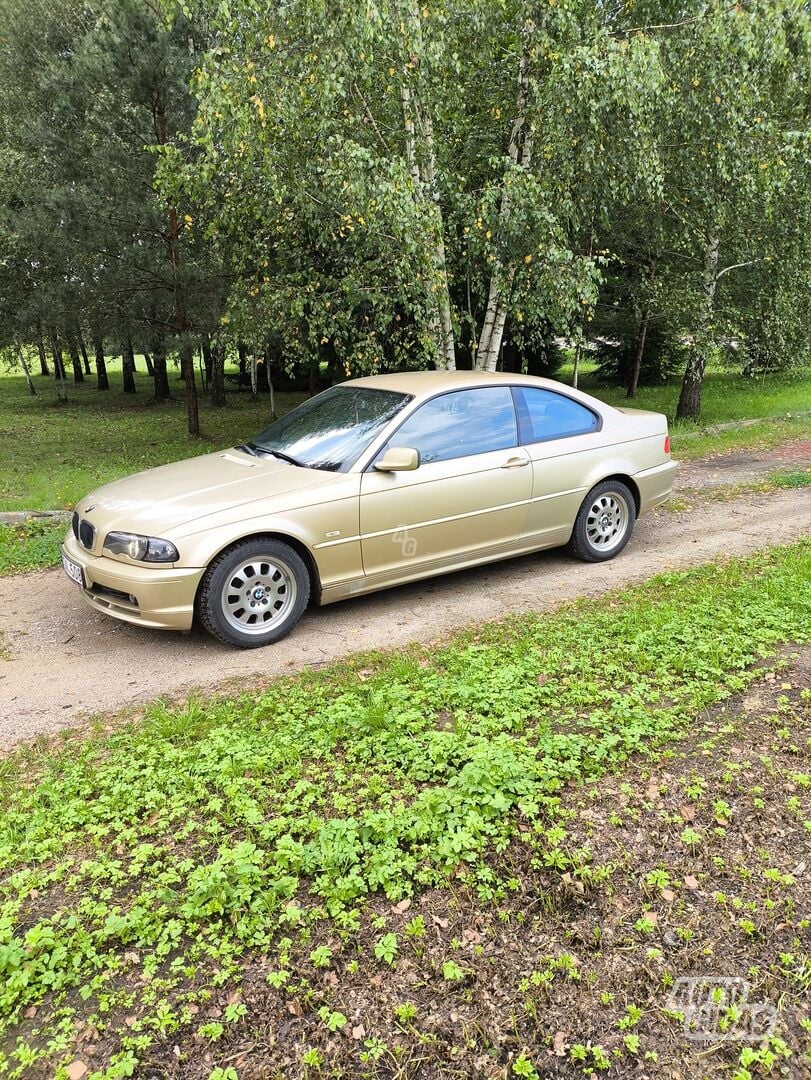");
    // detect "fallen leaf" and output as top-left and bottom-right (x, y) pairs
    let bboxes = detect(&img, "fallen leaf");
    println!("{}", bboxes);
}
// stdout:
(684, 875), (699, 889)
(66, 1064), (88, 1080)
(392, 898), (412, 914)
(352, 1024), (365, 1040)
(552, 1031), (567, 1056)
(680, 804), (696, 821)
(287, 999), (303, 1017)
(124, 1015), (137, 1027)
(431, 914), (449, 929)
(643, 910), (658, 926)
(661, 889), (675, 902)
